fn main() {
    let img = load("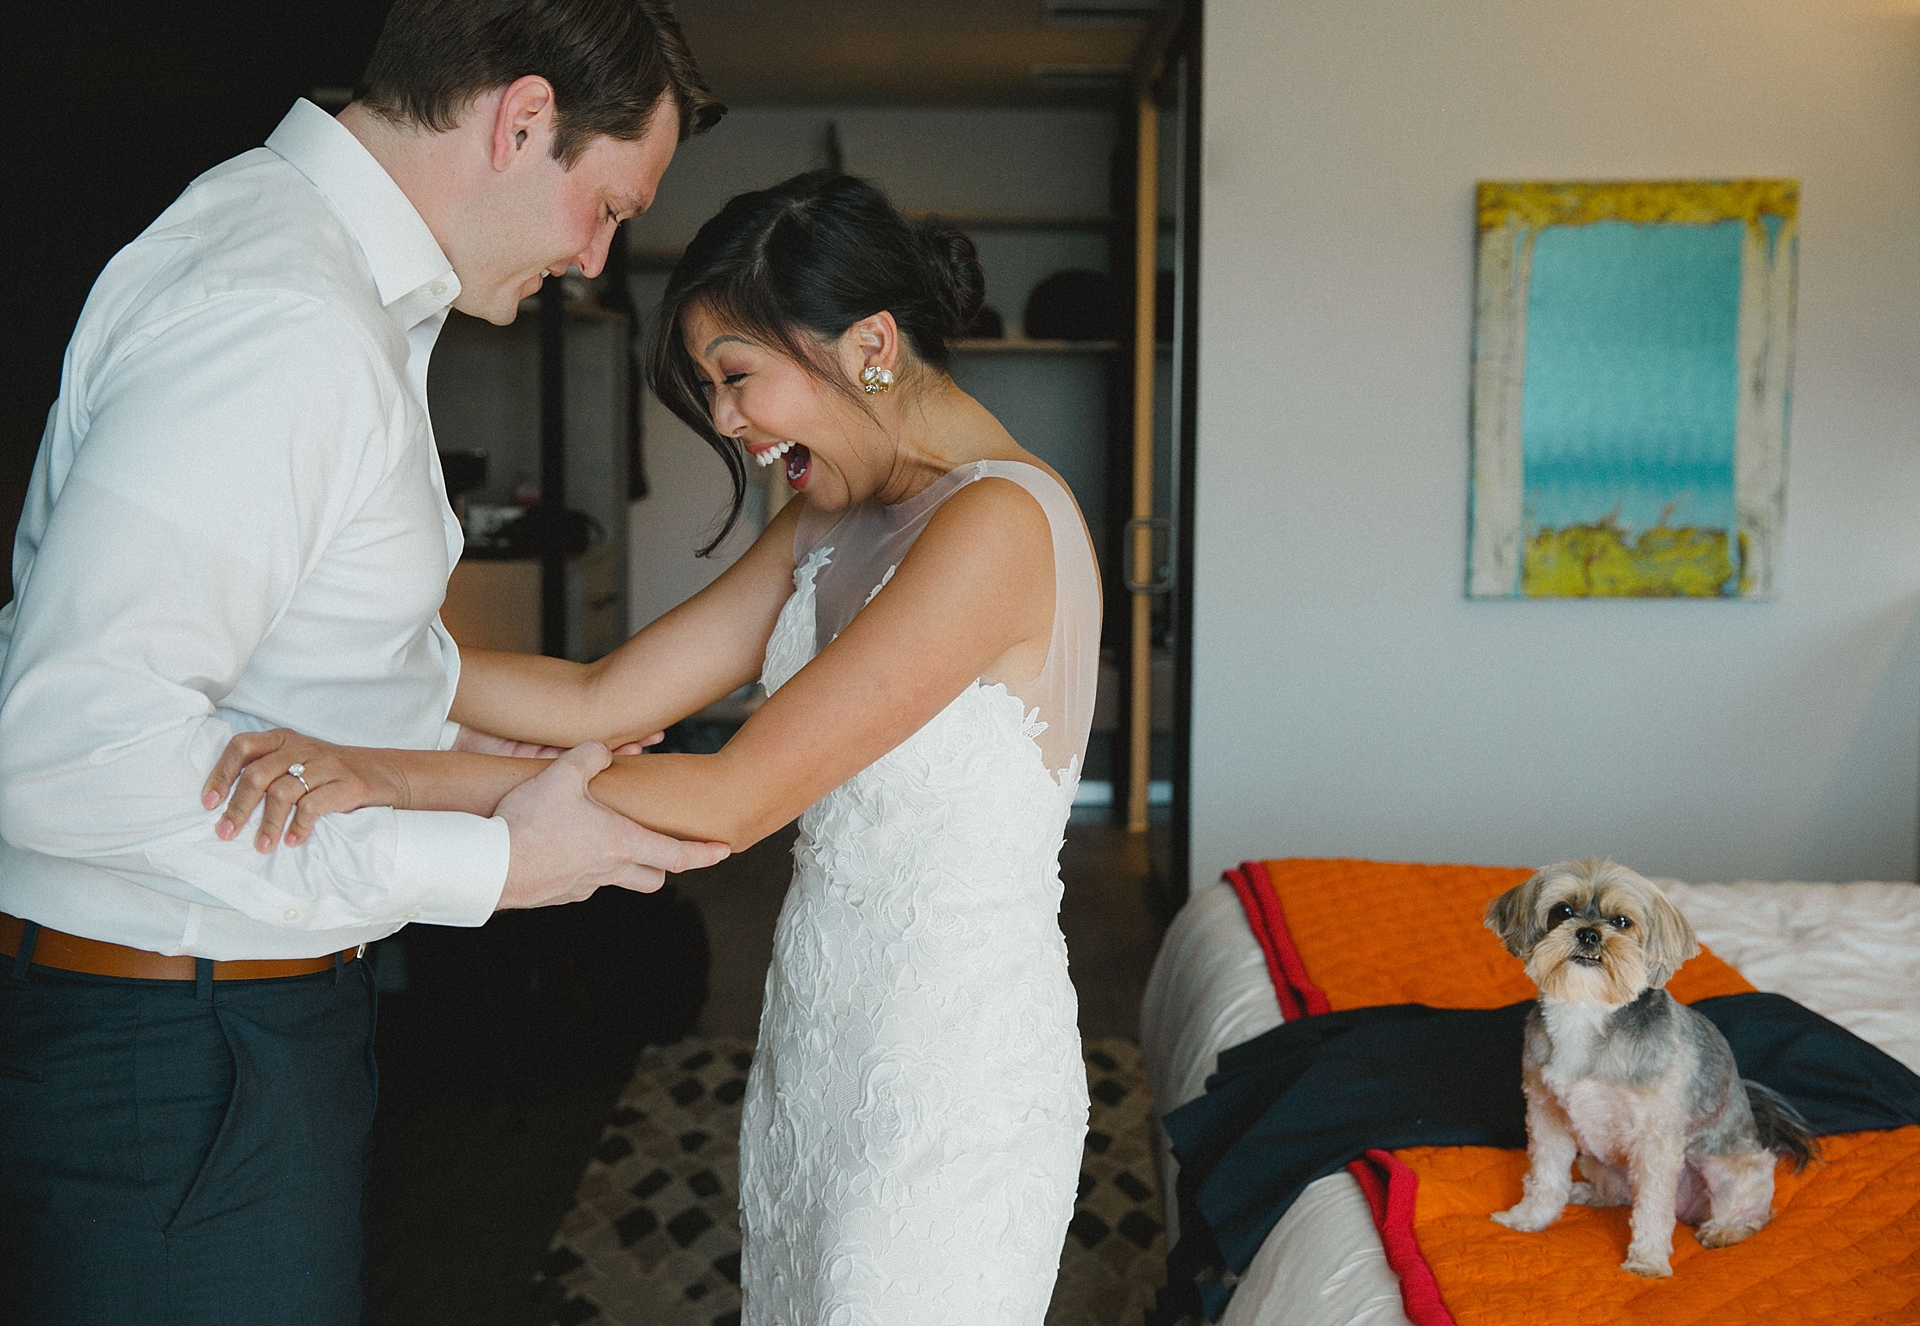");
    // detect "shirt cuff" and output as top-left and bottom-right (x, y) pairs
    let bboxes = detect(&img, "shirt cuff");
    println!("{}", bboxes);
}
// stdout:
(389, 809), (509, 926)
